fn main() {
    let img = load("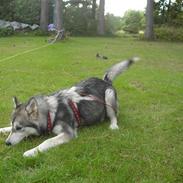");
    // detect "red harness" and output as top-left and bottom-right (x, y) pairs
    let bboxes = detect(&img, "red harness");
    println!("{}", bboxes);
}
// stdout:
(47, 99), (81, 132)
(47, 94), (114, 131)
(68, 99), (81, 127)
(47, 111), (52, 133)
